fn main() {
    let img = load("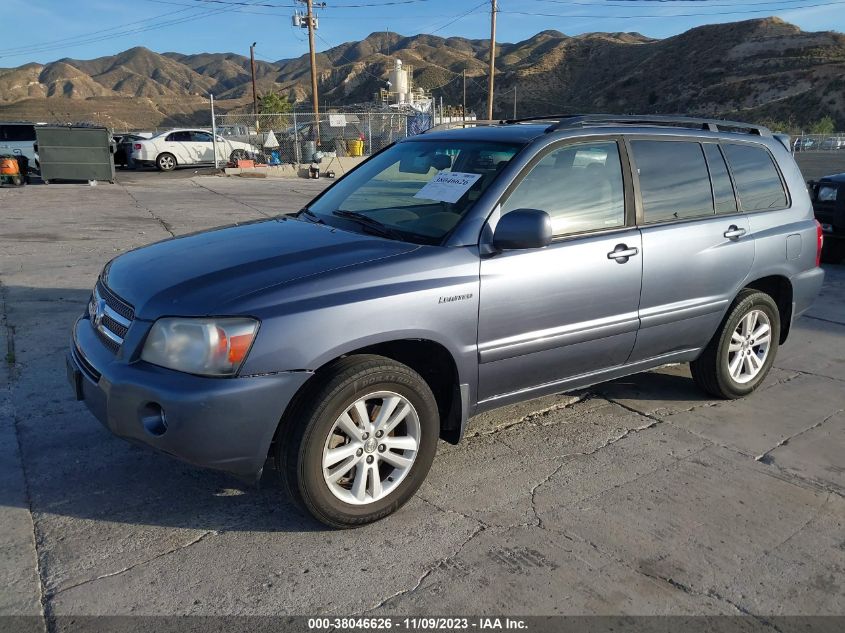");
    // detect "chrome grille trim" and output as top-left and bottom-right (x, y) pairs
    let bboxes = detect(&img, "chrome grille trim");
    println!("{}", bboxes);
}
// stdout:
(90, 281), (135, 352)
(96, 280), (134, 321)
